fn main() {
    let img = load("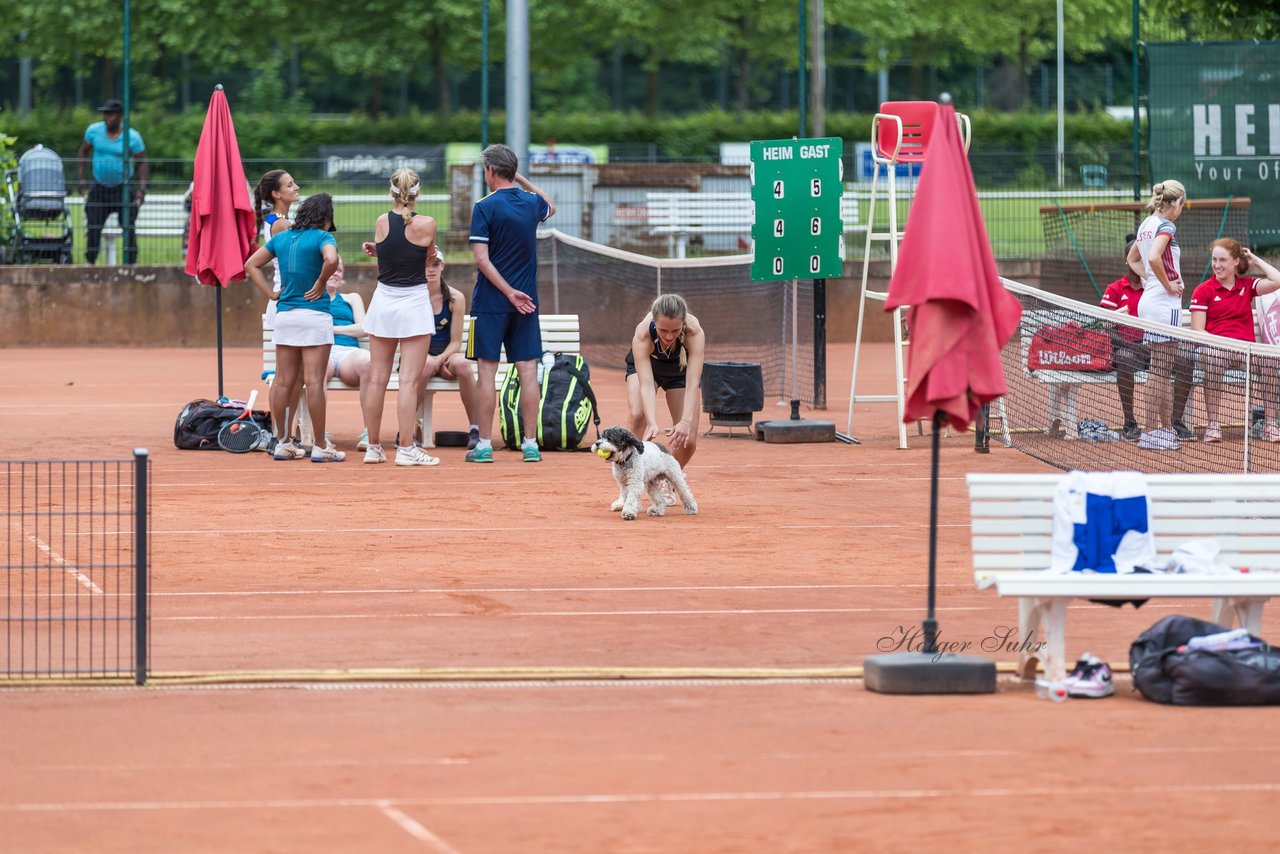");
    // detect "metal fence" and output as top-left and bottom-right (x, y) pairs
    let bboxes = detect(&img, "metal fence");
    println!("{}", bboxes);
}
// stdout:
(2, 451), (150, 684)
(2, 153), (1153, 266)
